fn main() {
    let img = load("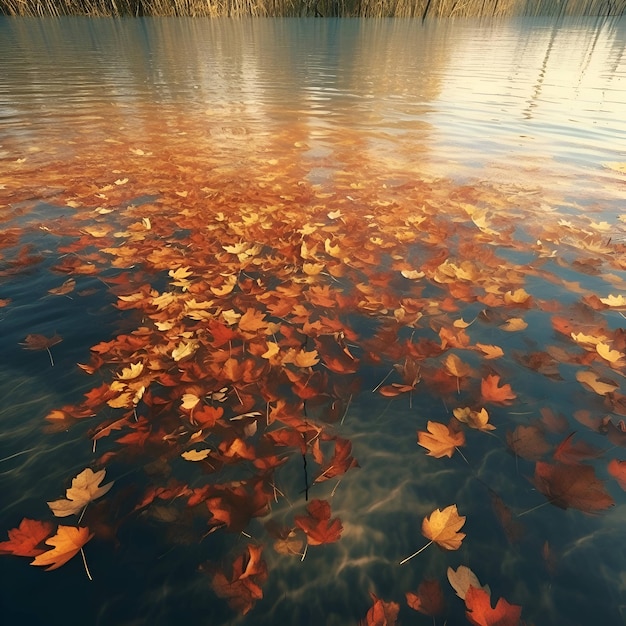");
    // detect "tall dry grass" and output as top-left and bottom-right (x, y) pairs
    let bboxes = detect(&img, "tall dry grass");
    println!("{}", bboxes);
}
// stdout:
(1, 0), (625, 18)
